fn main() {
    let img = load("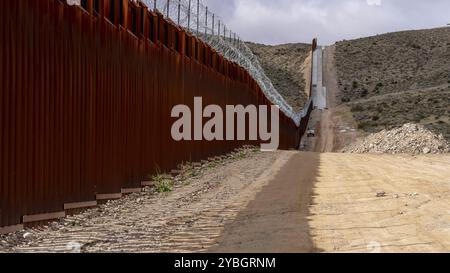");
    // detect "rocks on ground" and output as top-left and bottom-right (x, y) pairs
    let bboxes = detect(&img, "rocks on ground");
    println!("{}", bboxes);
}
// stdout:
(342, 123), (450, 155)
(0, 146), (264, 253)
